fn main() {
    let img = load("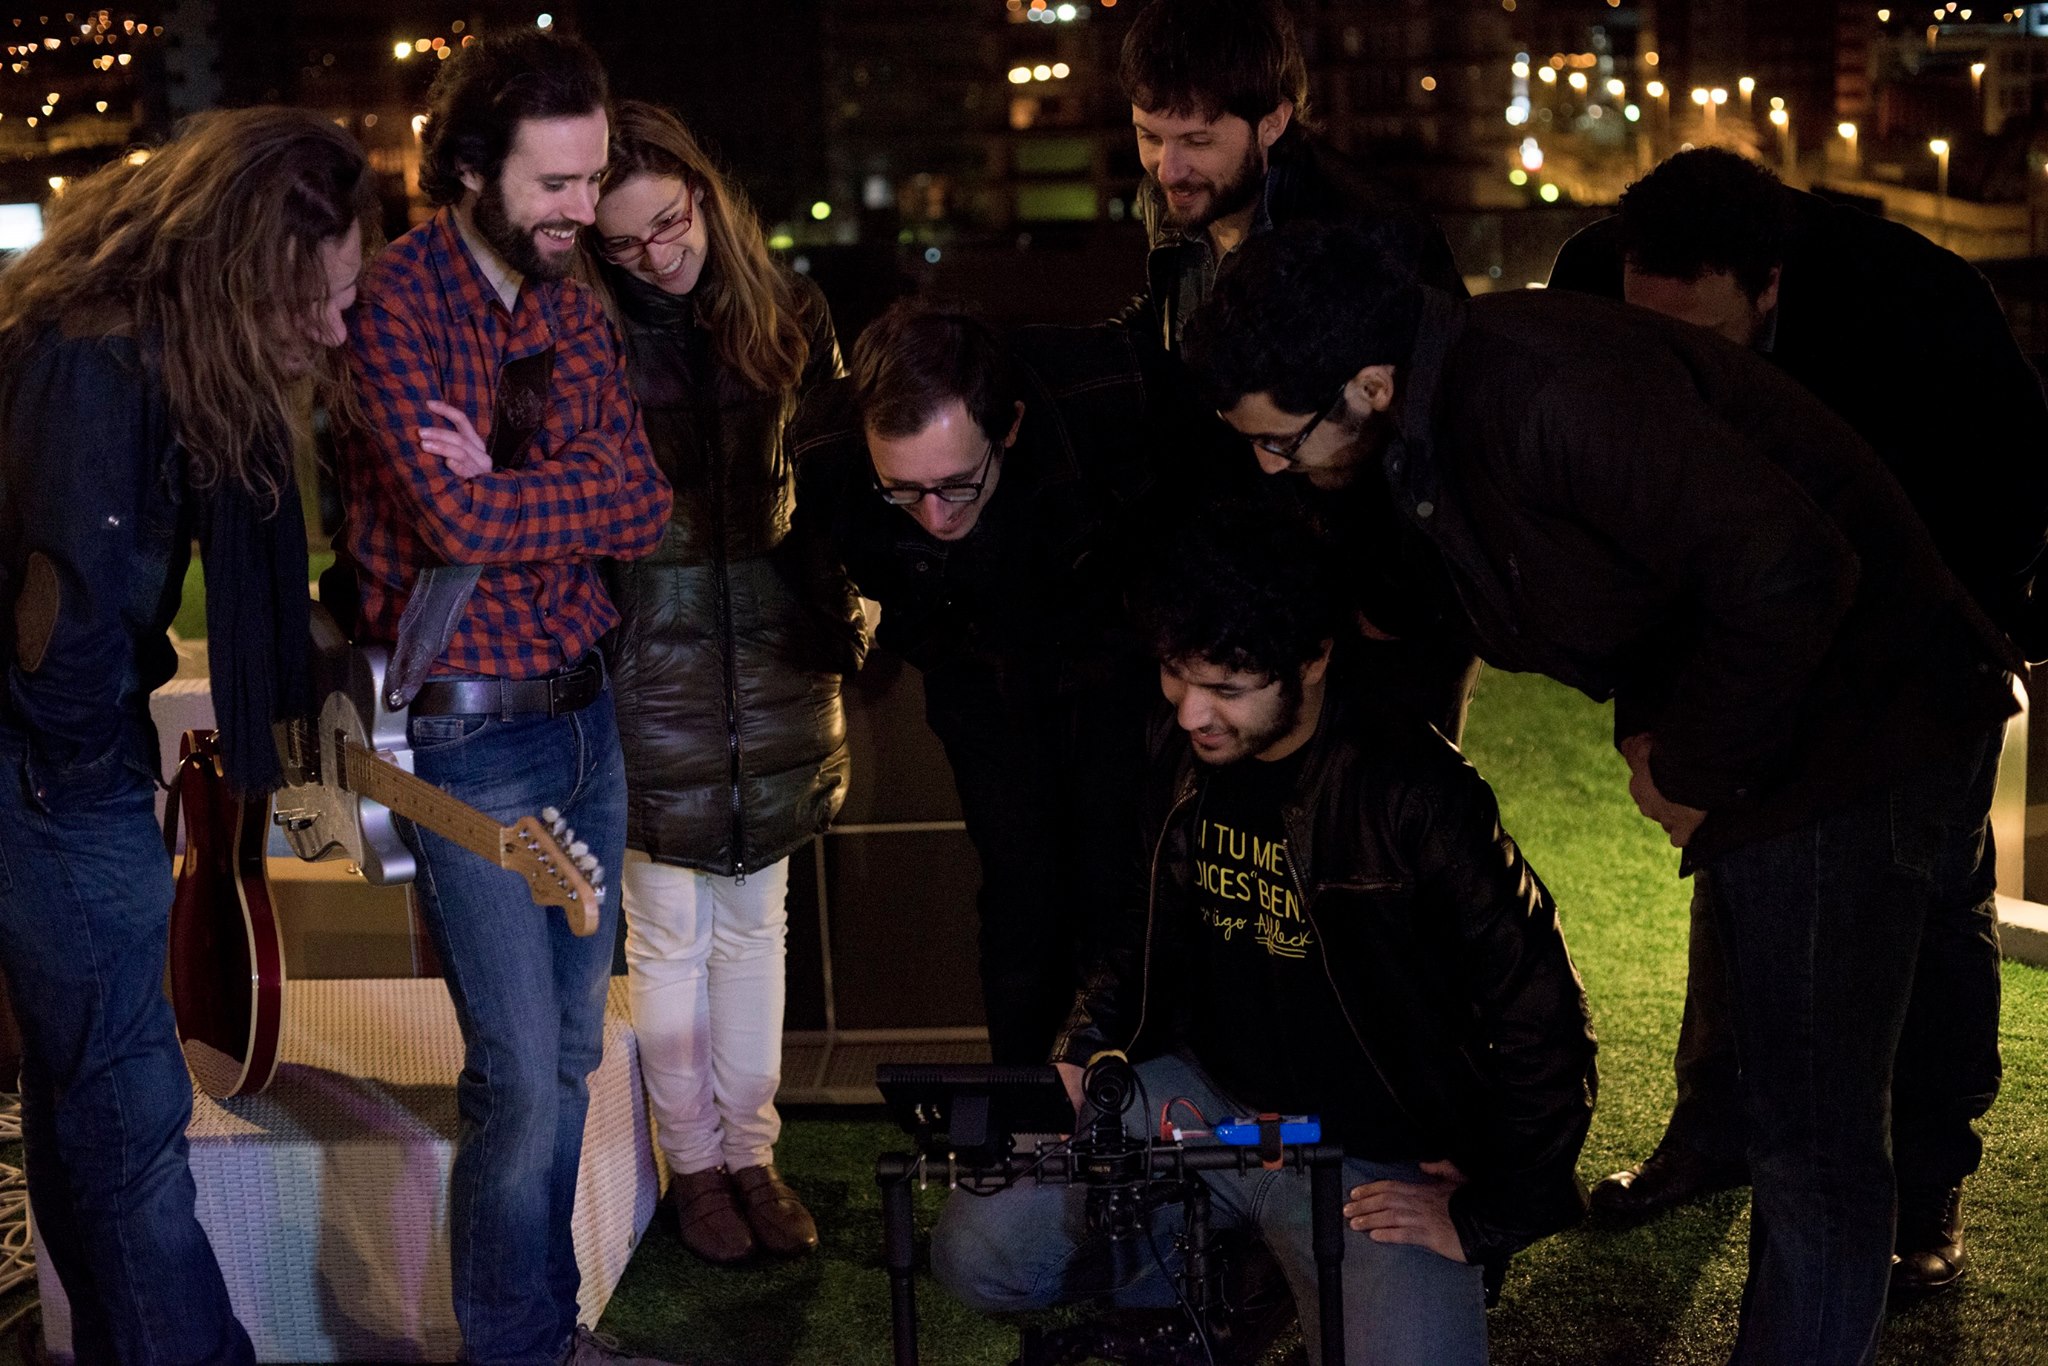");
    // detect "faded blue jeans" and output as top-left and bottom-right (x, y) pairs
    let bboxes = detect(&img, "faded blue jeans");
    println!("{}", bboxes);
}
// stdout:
(0, 723), (253, 1366)
(401, 687), (626, 1366)
(930, 1051), (1488, 1366)
(1696, 722), (2004, 1366)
